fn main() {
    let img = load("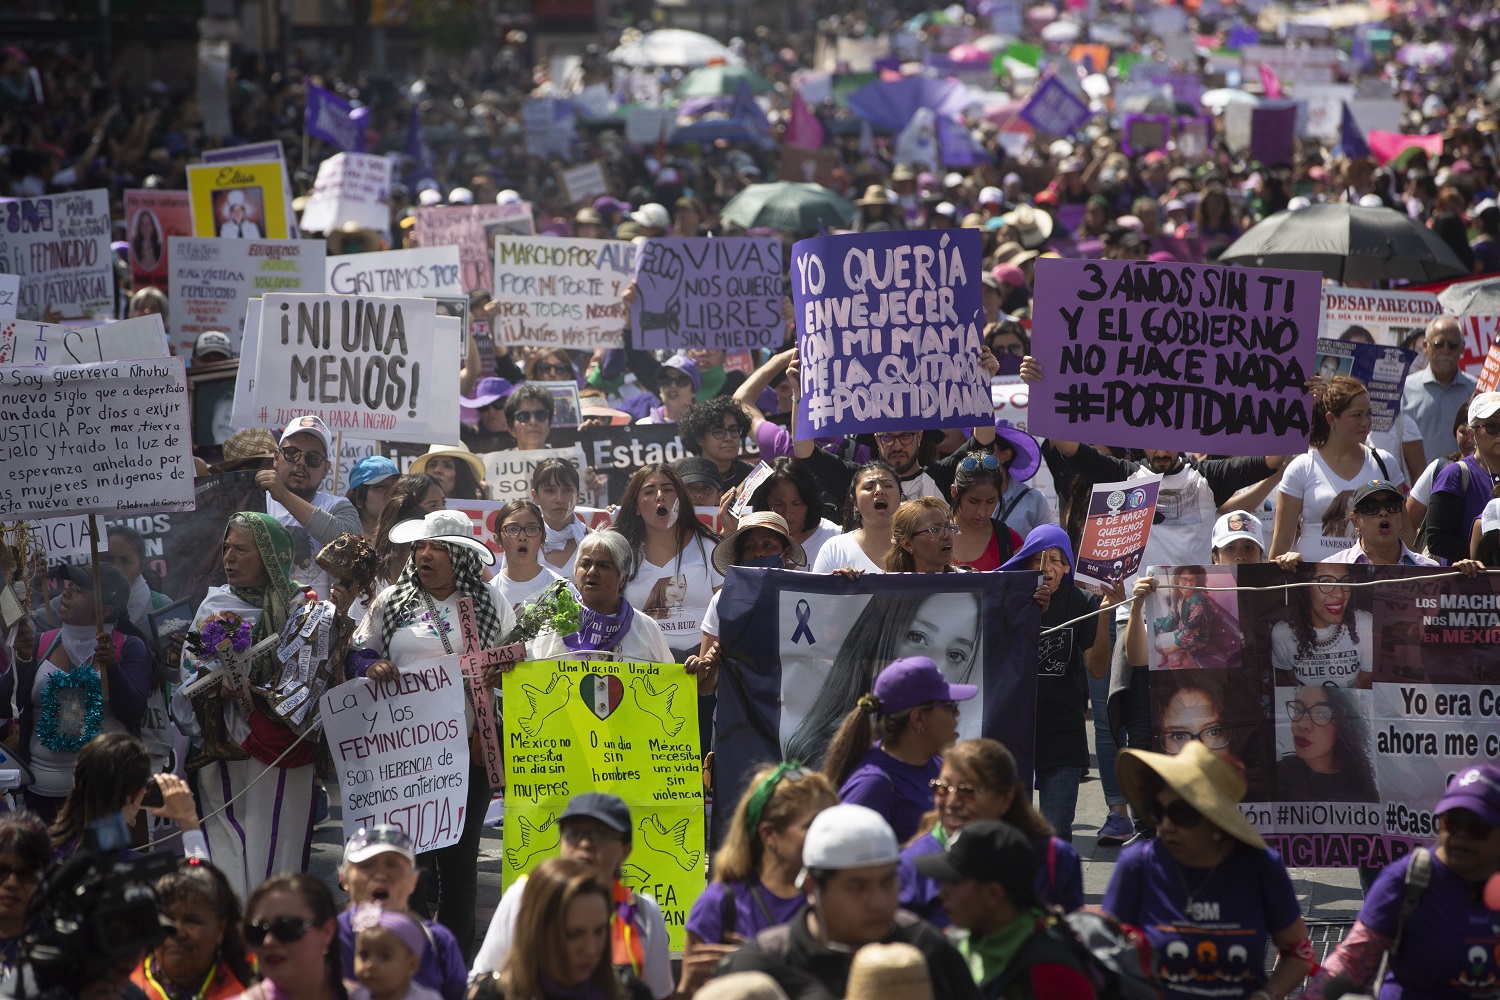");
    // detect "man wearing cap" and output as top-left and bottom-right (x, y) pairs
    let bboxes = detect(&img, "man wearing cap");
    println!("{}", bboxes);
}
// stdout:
(675, 457), (724, 510)
(193, 329), (233, 365)
(472, 793), (673, 999)
(1425, 390), (1500, 561)
(915, 821), (1096, 998)
(716, 803), (980, 1000)
(258, 414), (364, 597)
(346, 455), (400, 538)
(1403, 316), (1478, 467)
(631, 203), (671, 238)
